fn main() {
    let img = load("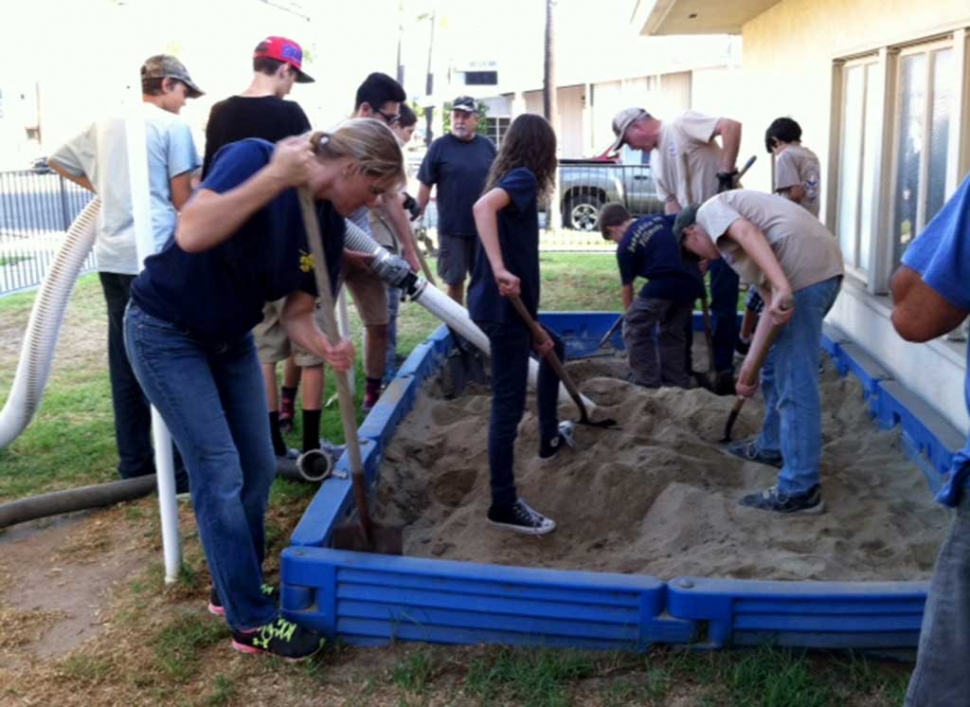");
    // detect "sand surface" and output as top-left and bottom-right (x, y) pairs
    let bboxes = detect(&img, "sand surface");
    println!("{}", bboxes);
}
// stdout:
(375, 350), (949, 581)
